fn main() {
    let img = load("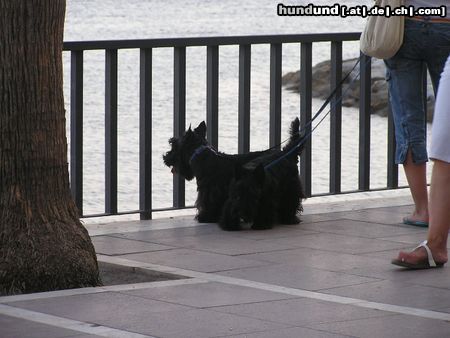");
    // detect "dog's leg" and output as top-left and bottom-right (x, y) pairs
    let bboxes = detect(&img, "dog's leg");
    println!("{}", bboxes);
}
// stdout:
(195, 187), (221, 223)
(196, 211), (219, 223)
(277, 177), (302, 225)
(219, 199), (242, 231)
(251, 198), (274, 230)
